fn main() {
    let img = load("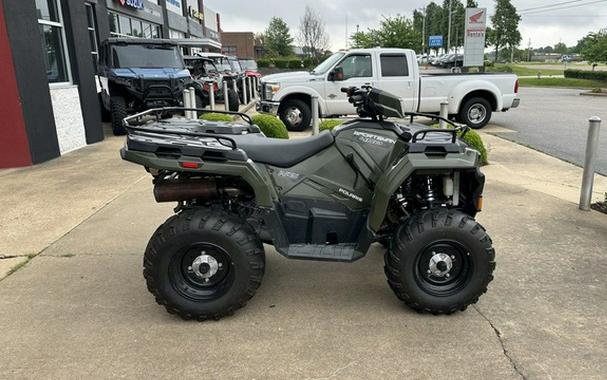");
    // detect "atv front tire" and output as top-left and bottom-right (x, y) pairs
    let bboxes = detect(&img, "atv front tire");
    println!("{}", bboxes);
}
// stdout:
(110, 96), (128, 135)
(144, 208), (265, 320)
(385, 210), (495, 314)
